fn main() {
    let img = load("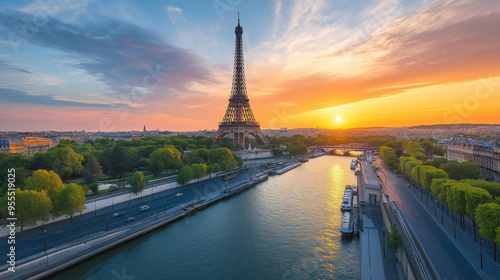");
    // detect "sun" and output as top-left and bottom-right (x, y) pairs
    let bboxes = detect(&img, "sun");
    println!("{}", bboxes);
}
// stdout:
(335, 116), (343, 124)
